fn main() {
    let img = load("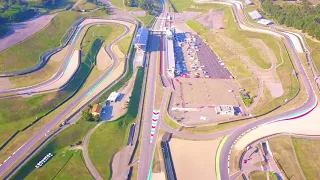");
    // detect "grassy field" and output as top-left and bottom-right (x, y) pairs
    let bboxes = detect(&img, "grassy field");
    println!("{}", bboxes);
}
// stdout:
(75, 0), (97, 10)
(0, 24), (126, 161)
(185, 4), (298, 115)
(11, 119), (96, 179)
(248, 171), (267, 180)
(138, 13), (154, 27)
(292, 137), (320, 180)
(306, 38), (320, 74)
(269, 136), (305, 180)
(169, 0), (195, 12)
(108, 0), (125, 9)
(0, 11), (83, 73)
(54, 150), (93, 180)
(88, 68), (144, 179)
